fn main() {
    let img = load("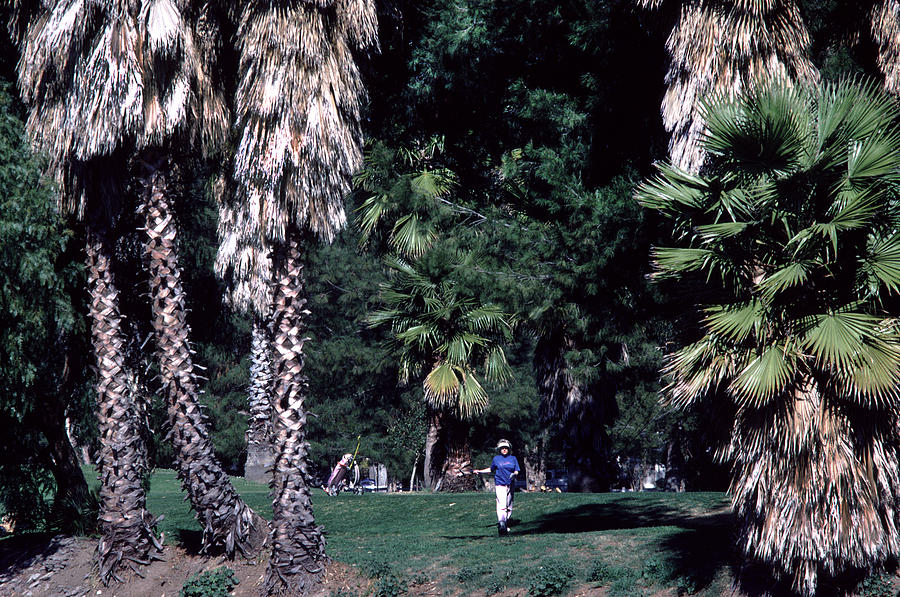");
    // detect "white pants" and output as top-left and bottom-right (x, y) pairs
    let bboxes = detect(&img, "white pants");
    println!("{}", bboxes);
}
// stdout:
(495, 485), (514, 522)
